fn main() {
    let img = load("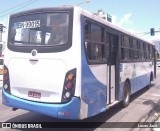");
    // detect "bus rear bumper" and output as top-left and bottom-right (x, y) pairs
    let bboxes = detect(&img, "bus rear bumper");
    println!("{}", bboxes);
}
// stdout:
(2, 89), (80, 120)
